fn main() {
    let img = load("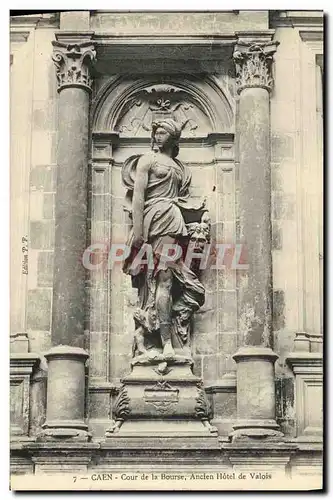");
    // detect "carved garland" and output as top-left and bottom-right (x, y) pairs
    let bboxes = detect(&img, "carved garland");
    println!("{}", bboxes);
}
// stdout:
(233, 41), (279, 94)
(52, 40), (96, 93)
